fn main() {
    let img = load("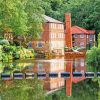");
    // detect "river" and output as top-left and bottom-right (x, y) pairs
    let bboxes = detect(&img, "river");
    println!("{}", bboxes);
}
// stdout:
(0, 57), (98, 100)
